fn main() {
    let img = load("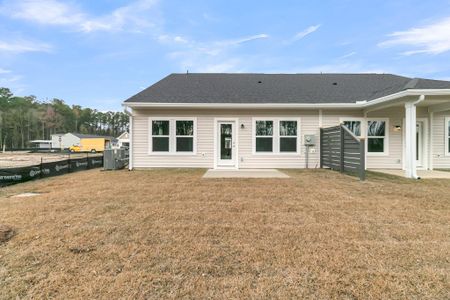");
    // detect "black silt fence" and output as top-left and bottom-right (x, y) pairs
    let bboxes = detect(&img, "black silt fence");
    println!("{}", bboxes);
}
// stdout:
(0, 154), (103, 187)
